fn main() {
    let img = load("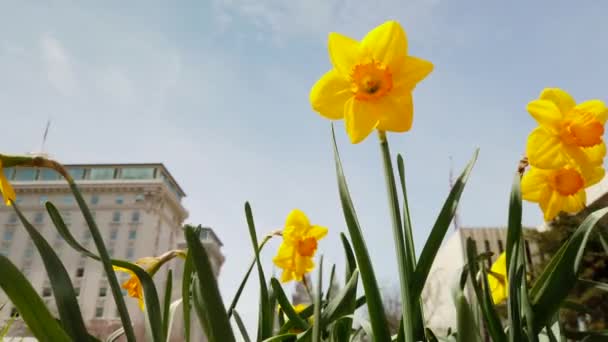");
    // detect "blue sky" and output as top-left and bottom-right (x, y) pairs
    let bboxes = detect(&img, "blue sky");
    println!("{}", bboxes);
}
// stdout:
(2, 0), (608, 334)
